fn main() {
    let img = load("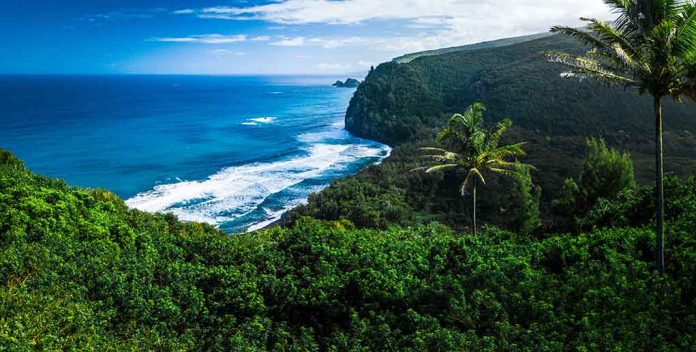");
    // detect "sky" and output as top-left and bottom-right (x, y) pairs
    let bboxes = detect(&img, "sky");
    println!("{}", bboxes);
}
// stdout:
(0, 0), (611, 75)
